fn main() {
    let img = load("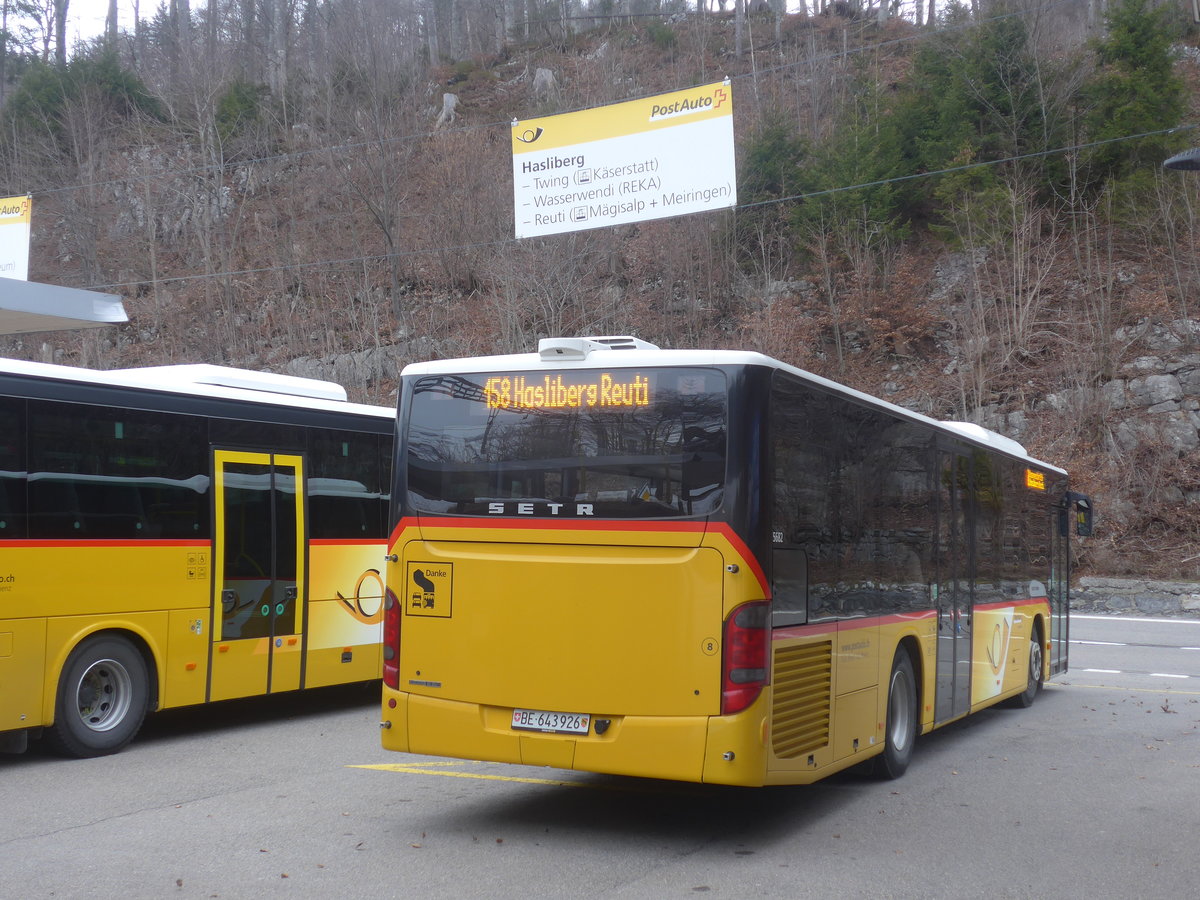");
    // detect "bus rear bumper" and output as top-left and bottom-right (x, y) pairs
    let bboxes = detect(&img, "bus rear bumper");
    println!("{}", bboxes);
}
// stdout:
(380, 688), (769, 786)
